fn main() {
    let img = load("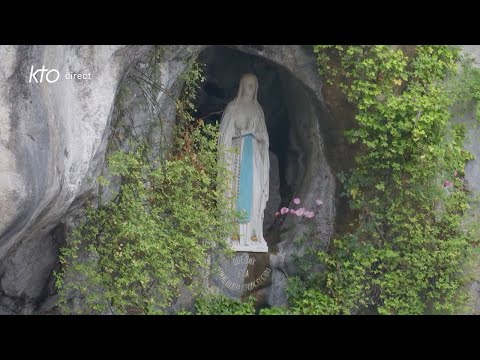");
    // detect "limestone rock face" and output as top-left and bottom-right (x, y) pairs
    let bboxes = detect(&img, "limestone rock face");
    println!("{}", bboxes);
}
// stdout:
(458, 46), (480, 314)
(0, 45), (200, 312)
(459, 42), (480, 197)
(0, 45), (142, 310)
